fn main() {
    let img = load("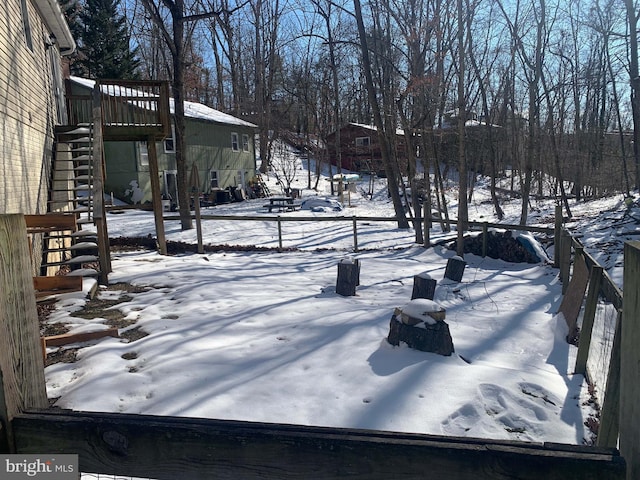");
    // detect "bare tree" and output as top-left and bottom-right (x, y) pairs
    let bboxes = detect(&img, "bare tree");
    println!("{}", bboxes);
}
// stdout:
(624, 0), (640, 188)
(140, 0), (242, 230)
(352, 0), (409, 227)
